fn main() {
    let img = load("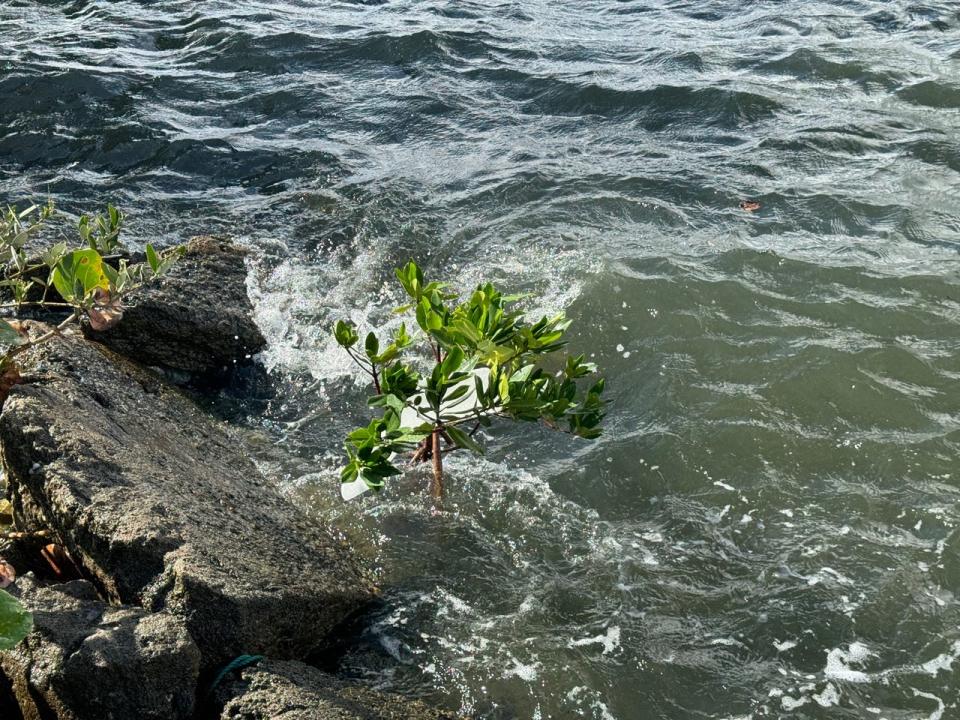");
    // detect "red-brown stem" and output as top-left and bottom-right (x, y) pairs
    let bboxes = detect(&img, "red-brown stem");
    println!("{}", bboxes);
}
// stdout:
(430, 427), (443, 499)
